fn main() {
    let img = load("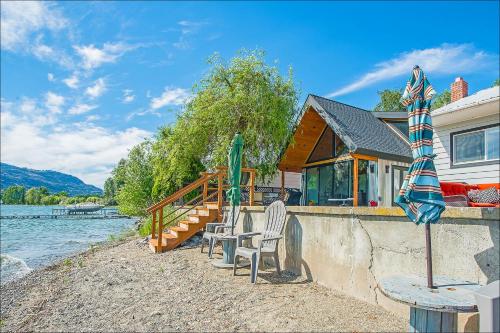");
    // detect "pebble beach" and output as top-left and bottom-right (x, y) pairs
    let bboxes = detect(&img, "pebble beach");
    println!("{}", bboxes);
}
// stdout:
(1, 236), (407, 332)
